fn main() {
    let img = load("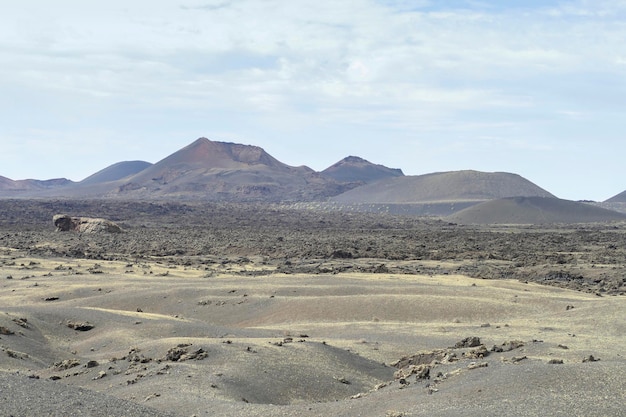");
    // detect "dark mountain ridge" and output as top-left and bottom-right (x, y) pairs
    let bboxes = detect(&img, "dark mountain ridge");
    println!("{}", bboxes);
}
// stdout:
(320, 156), (404, 184)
